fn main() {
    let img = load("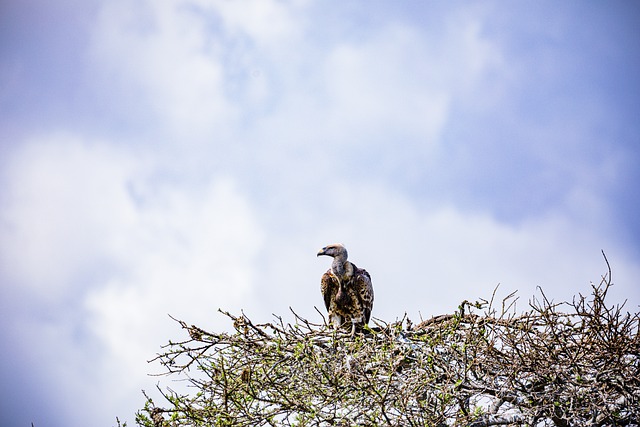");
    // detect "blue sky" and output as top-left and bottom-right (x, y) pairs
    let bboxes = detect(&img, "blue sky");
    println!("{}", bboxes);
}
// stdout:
(1, 1), (639, 426)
